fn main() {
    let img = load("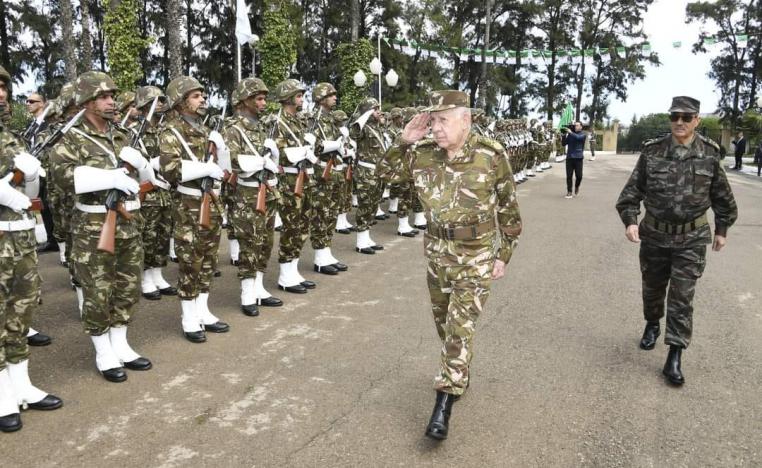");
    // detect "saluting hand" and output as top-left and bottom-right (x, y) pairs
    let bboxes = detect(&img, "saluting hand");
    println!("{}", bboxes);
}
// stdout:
(401, 113), (431, 145)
